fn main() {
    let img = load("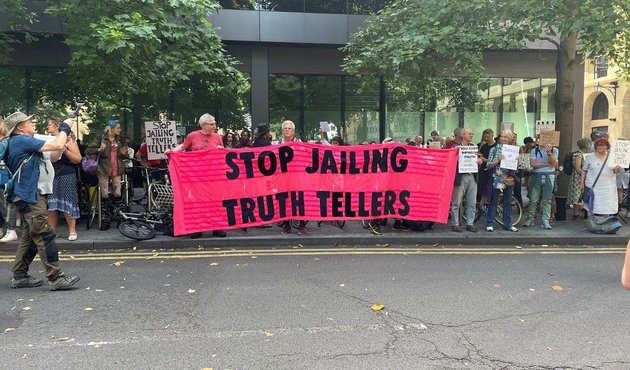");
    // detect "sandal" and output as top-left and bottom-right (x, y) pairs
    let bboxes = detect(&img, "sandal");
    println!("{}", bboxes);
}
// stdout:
(68, 233), (78, 241)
